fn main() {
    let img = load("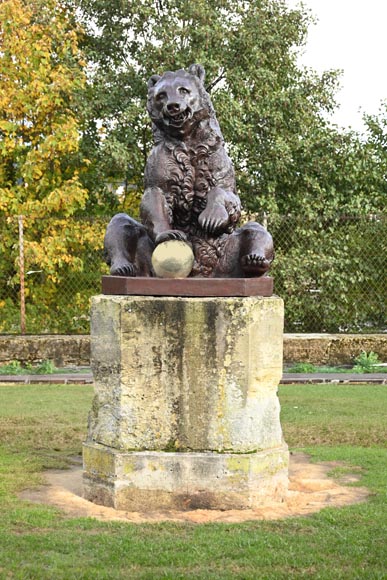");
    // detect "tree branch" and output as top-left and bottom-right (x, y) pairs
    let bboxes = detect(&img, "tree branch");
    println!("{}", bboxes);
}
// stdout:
(206, 68), (225, 93)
